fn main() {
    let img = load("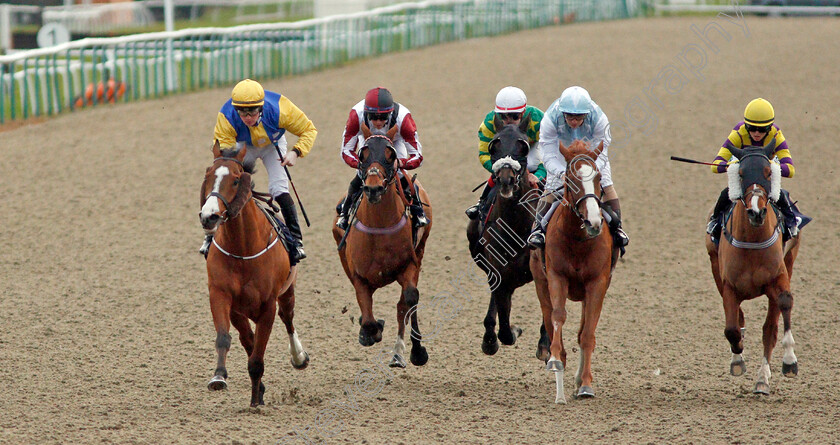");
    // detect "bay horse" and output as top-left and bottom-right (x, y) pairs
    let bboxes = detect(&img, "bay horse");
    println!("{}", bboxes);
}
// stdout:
(199, 141), (309, 407)
(466, 114), (549, 357)
(529, 139), (617, 404)
(332, 133), (433, 368)
(705, 140), (800, 395)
